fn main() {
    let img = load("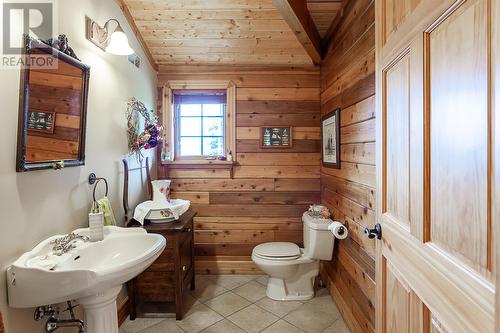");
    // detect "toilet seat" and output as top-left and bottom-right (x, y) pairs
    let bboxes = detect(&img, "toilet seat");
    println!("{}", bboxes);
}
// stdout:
(252, 242), (301, 261)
